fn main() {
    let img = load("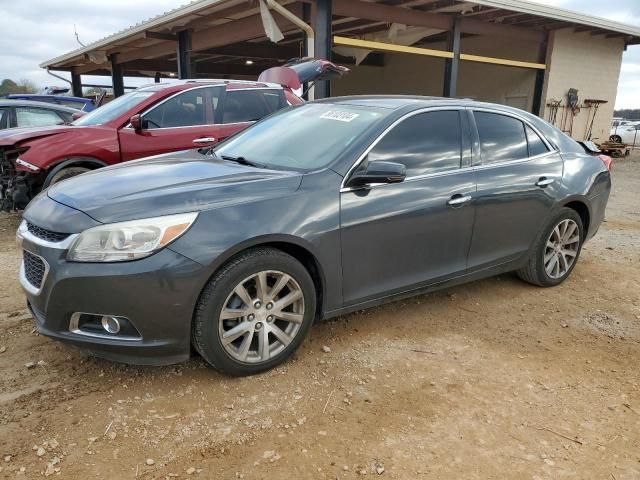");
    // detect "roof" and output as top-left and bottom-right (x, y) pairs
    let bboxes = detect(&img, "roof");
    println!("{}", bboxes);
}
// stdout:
(469, 0), (640, 38)
(39, 0), (640, 76)
(0, 99), (84, 112)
